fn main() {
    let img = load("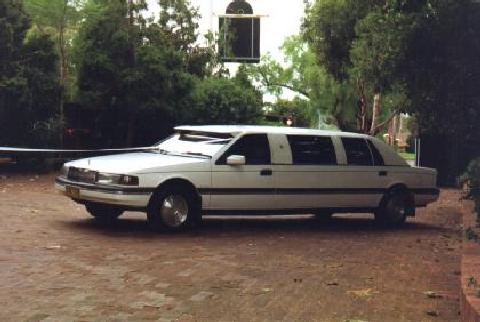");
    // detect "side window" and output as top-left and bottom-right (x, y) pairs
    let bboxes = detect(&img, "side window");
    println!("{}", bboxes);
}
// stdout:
(287, 135), (337, 165)
(342, 138), (373, 166)
(367, 140), (384, 166)
(216, 134), (271, 165)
